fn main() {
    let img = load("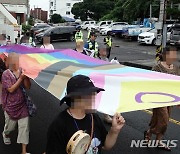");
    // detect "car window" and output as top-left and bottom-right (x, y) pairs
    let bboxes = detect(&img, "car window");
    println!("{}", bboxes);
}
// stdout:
(107, 22), (111, 24)
(51, 28), (60, 34)
(173, 29), (180, 35)
(100, 22), (106, 26)
(90, 22), (94, 24)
